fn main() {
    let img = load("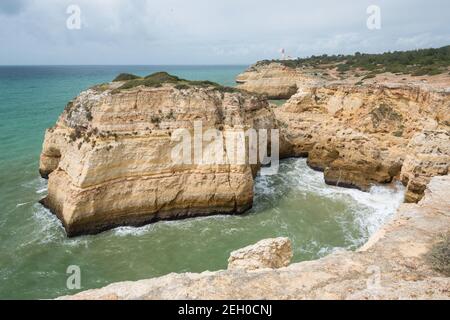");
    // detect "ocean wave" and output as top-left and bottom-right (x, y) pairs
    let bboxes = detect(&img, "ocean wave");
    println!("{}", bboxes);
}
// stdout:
(29, 158), (404, 254)
(112, 214), (233, 237)
(255, 158), (405, 248)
